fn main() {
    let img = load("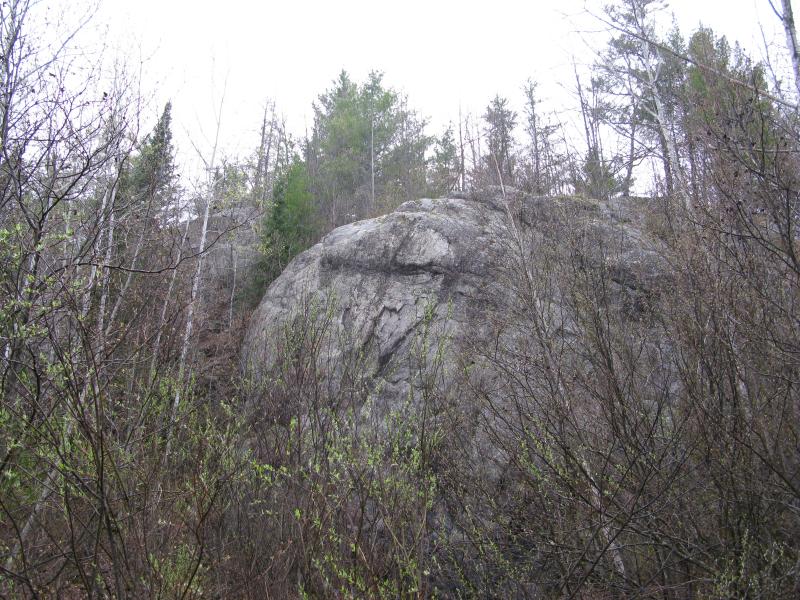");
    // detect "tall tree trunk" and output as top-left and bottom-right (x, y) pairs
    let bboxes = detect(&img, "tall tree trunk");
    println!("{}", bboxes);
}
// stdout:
(623, 119), (636, 196)
(575, 67), (602, 198)
(458, 104), (466, 192)
(774, 0), (800, 97)
(255, 101), (276, 206)
(165, 82), (226, 454)
(640, 35), (686, 207)
(658, 130), (674, 197)
(149, 215), (191, 379)
(370, 116), (375, 213)
(229, 247), (237, 329)
(622, 80), (639, 197)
